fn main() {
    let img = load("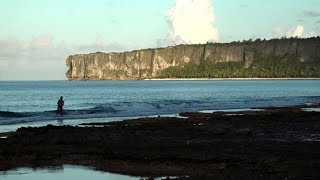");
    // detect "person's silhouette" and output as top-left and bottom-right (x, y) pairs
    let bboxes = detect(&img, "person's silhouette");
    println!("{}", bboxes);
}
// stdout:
(57, 96), (64, 116)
